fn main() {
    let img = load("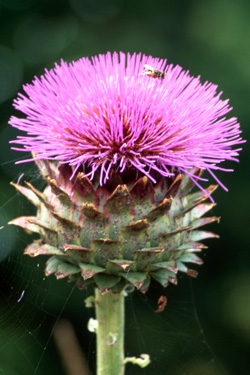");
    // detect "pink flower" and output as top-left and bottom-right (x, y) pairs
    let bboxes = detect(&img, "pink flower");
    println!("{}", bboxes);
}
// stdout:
(9, 51), (244, 191)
